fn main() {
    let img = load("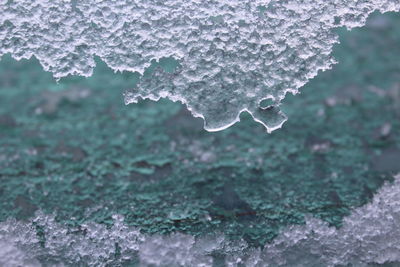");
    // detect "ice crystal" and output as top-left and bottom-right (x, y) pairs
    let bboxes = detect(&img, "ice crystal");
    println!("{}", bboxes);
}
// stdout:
(0, 175), (399, 266)
(0, 0), (399, 131)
